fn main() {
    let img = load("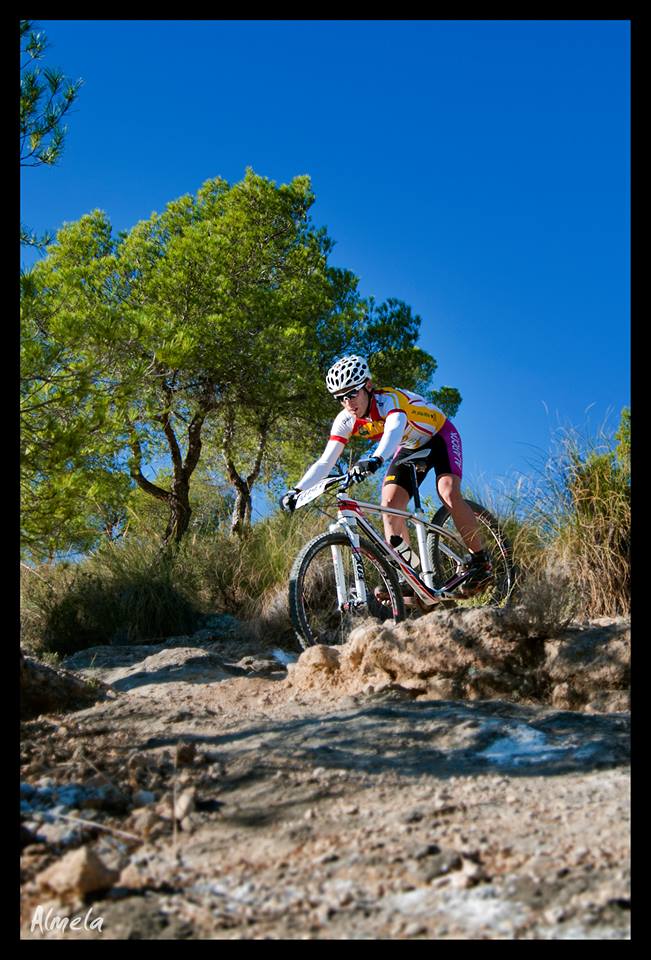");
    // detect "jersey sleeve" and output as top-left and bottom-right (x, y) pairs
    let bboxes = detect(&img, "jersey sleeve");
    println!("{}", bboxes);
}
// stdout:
(327, 408), (356, 446)
(295, 410), (355, 491)
(372, 410), (408, 463)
